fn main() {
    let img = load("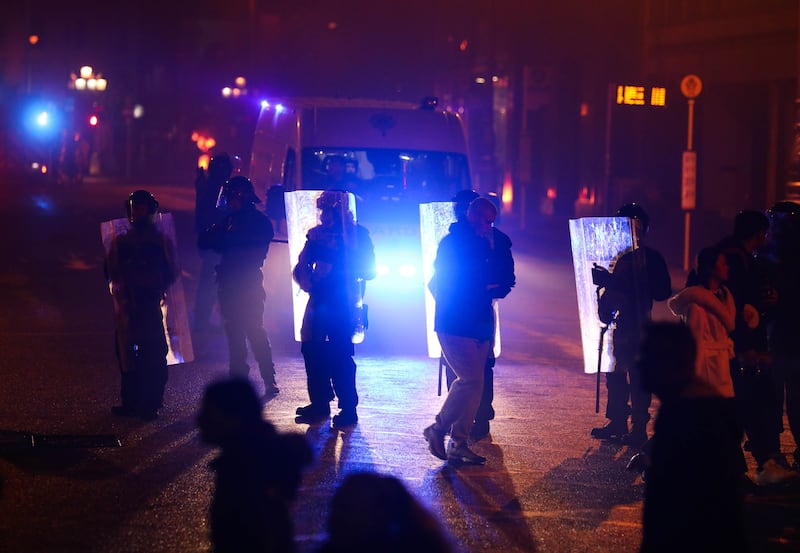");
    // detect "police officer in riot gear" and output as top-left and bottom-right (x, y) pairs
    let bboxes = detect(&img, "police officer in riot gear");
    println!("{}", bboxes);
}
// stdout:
(194, 153), (234, 333)
(199, 176), (279, 396)
(107, 190), (177, 420)
(591, 203), (672, 446)
(293, 190), (376, 429)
